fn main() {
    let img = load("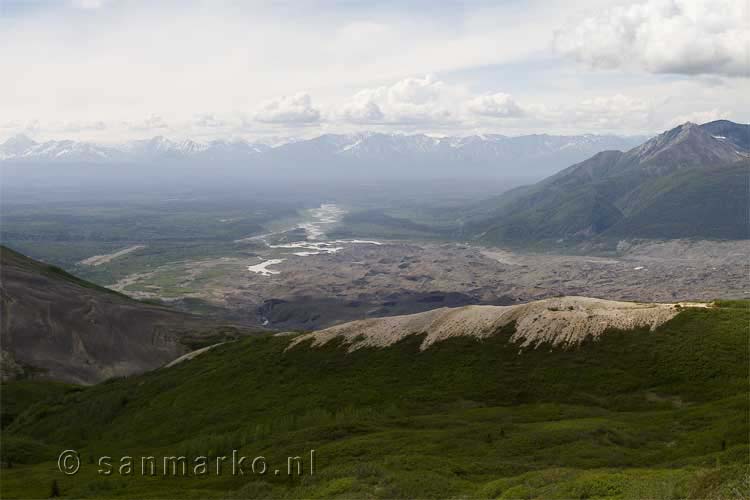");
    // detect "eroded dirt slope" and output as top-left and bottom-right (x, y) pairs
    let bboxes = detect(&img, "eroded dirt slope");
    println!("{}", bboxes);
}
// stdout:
(289, 296), (709, 351)
(0, 246), (257, 384)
